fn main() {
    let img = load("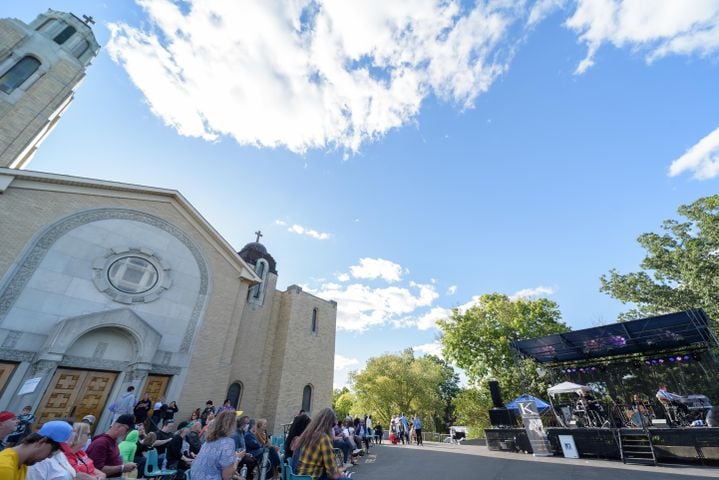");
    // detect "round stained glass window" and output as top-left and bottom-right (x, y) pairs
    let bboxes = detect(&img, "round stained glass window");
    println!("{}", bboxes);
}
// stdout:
(107, 256), (159, 294)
